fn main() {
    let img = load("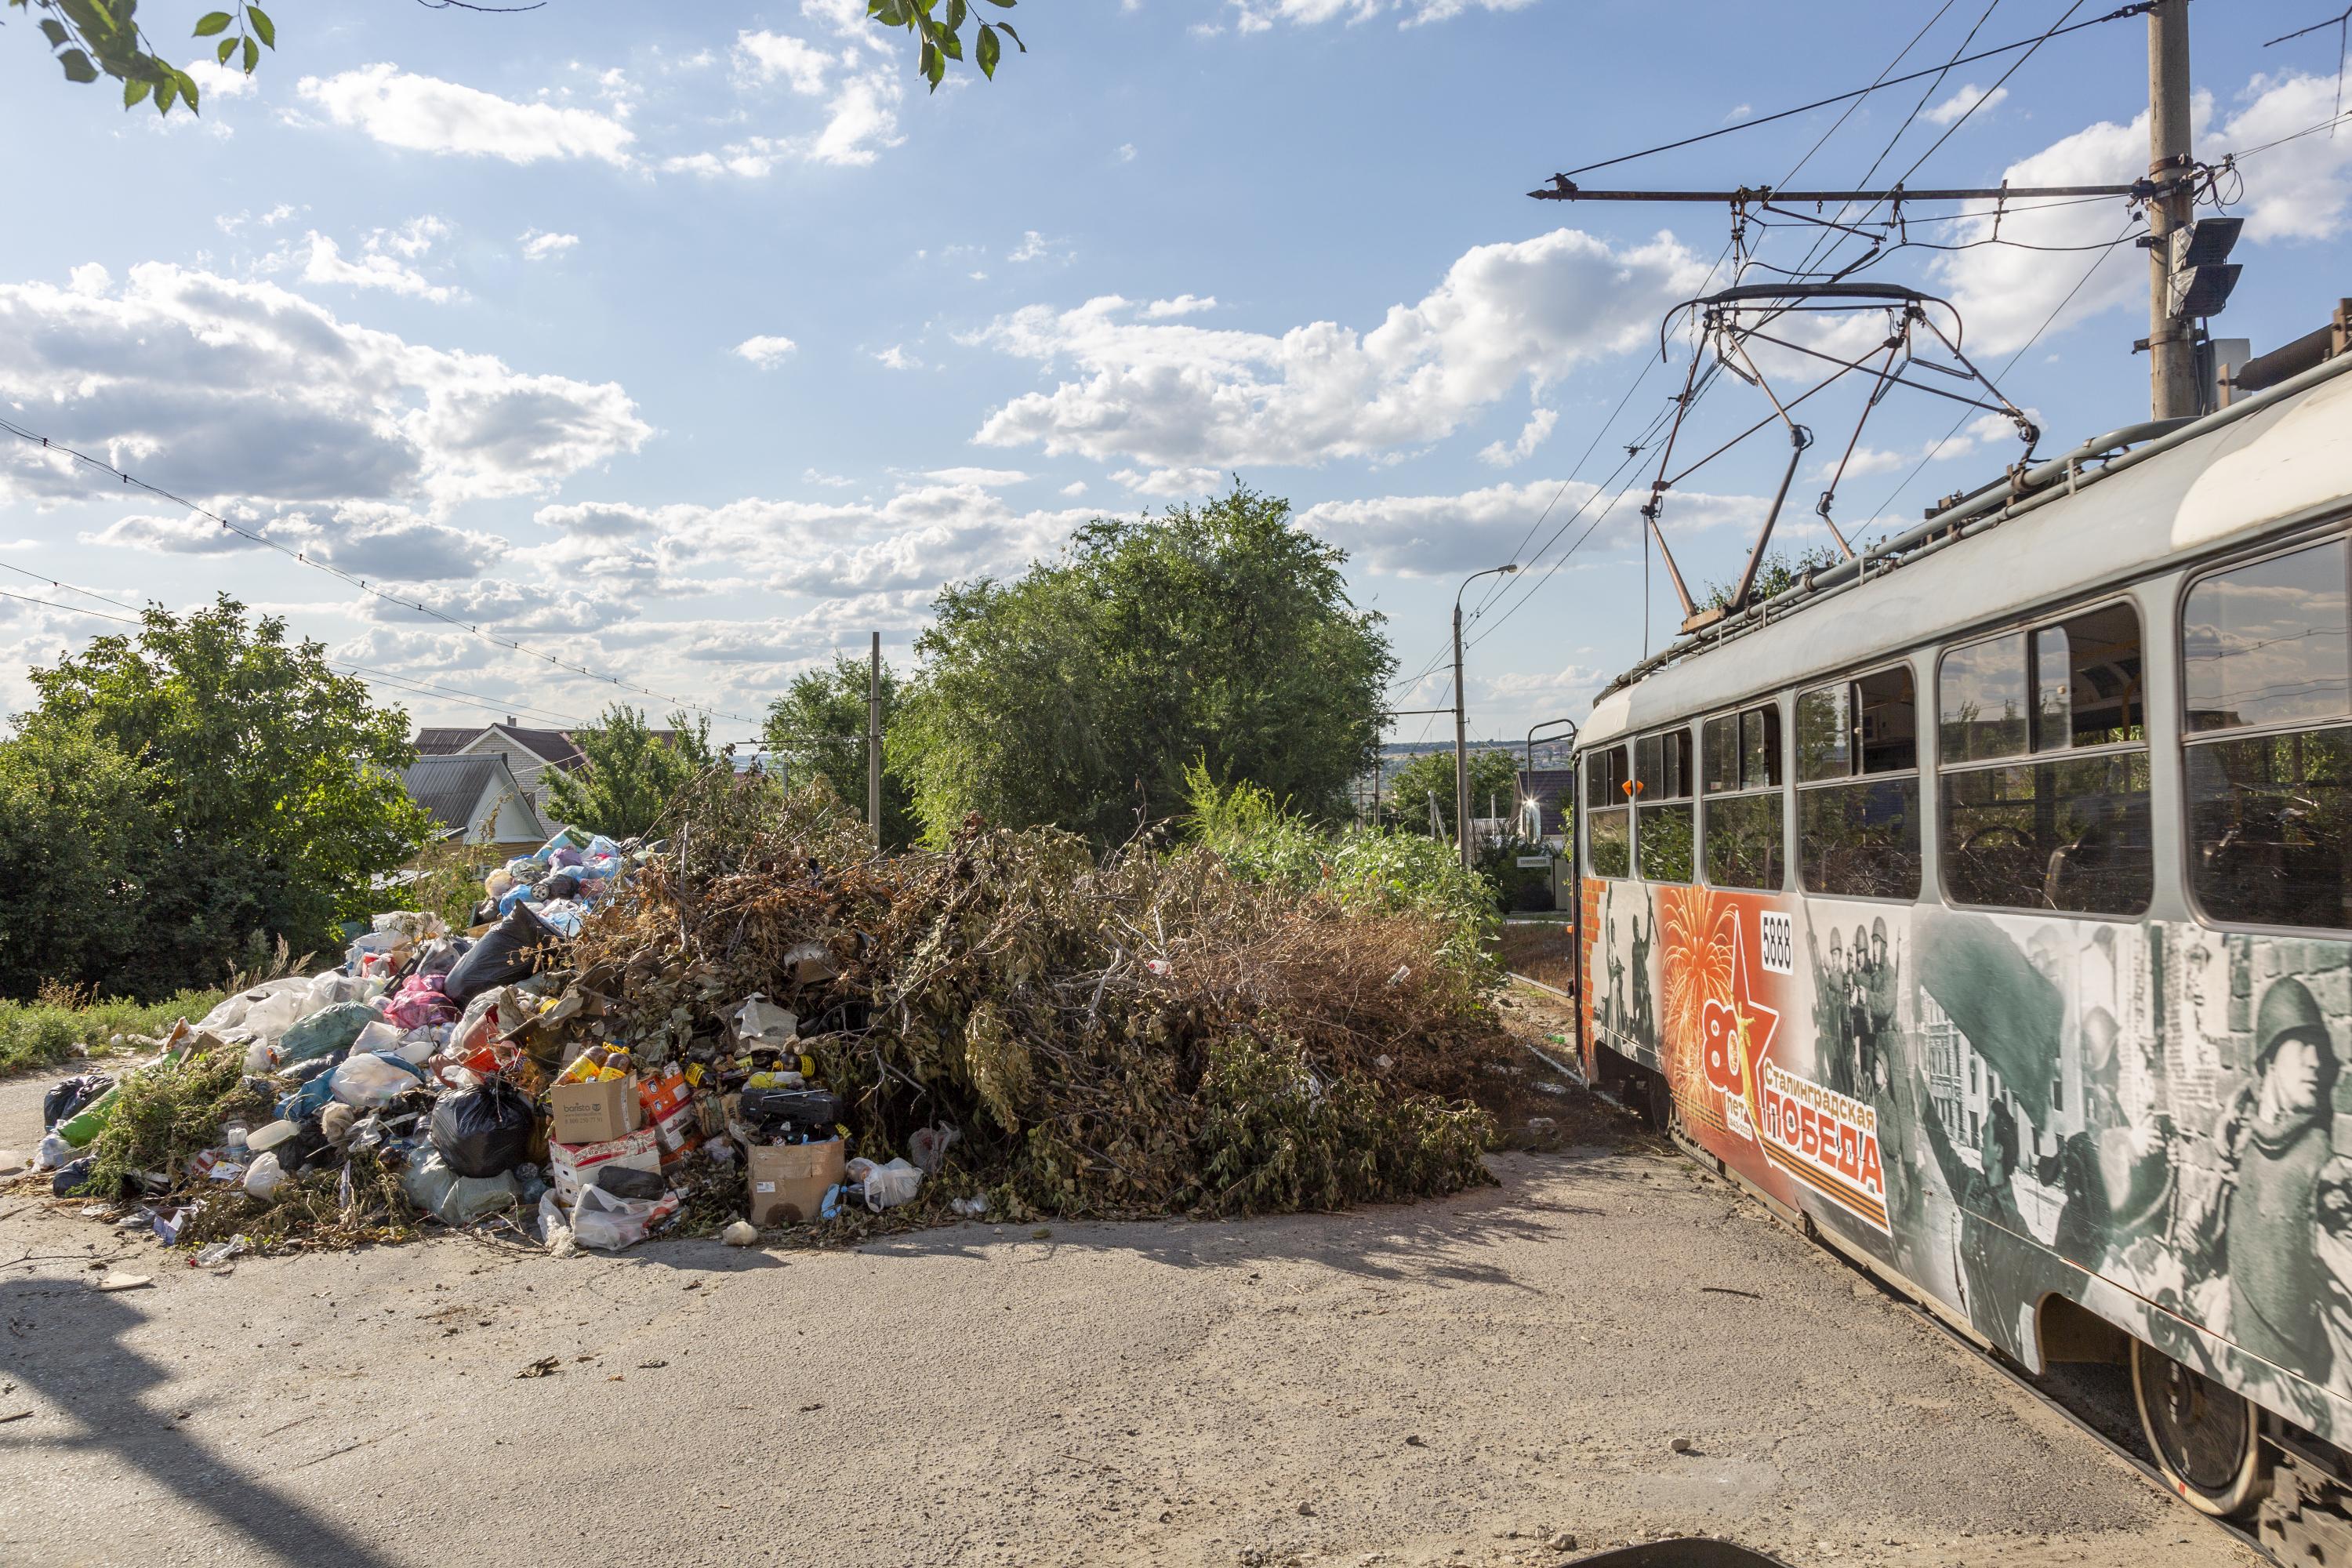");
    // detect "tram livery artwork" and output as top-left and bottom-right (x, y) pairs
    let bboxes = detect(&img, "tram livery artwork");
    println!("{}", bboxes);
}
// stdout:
(1574, 354), (2352, 1504)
